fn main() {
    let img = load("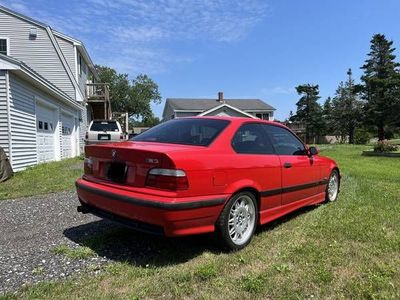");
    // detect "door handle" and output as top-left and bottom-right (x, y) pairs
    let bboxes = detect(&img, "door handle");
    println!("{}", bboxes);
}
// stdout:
(283, 162), (292, 168)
